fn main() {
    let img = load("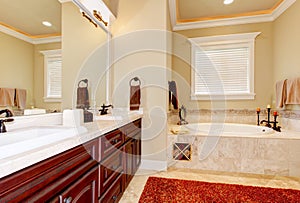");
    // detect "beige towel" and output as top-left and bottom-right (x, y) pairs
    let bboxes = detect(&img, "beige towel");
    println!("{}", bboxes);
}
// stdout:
(276, 79), (287, 108)
(15, 89), (27, 109)
(286, 78), (300, 105)
(0, 88), (15, 106)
